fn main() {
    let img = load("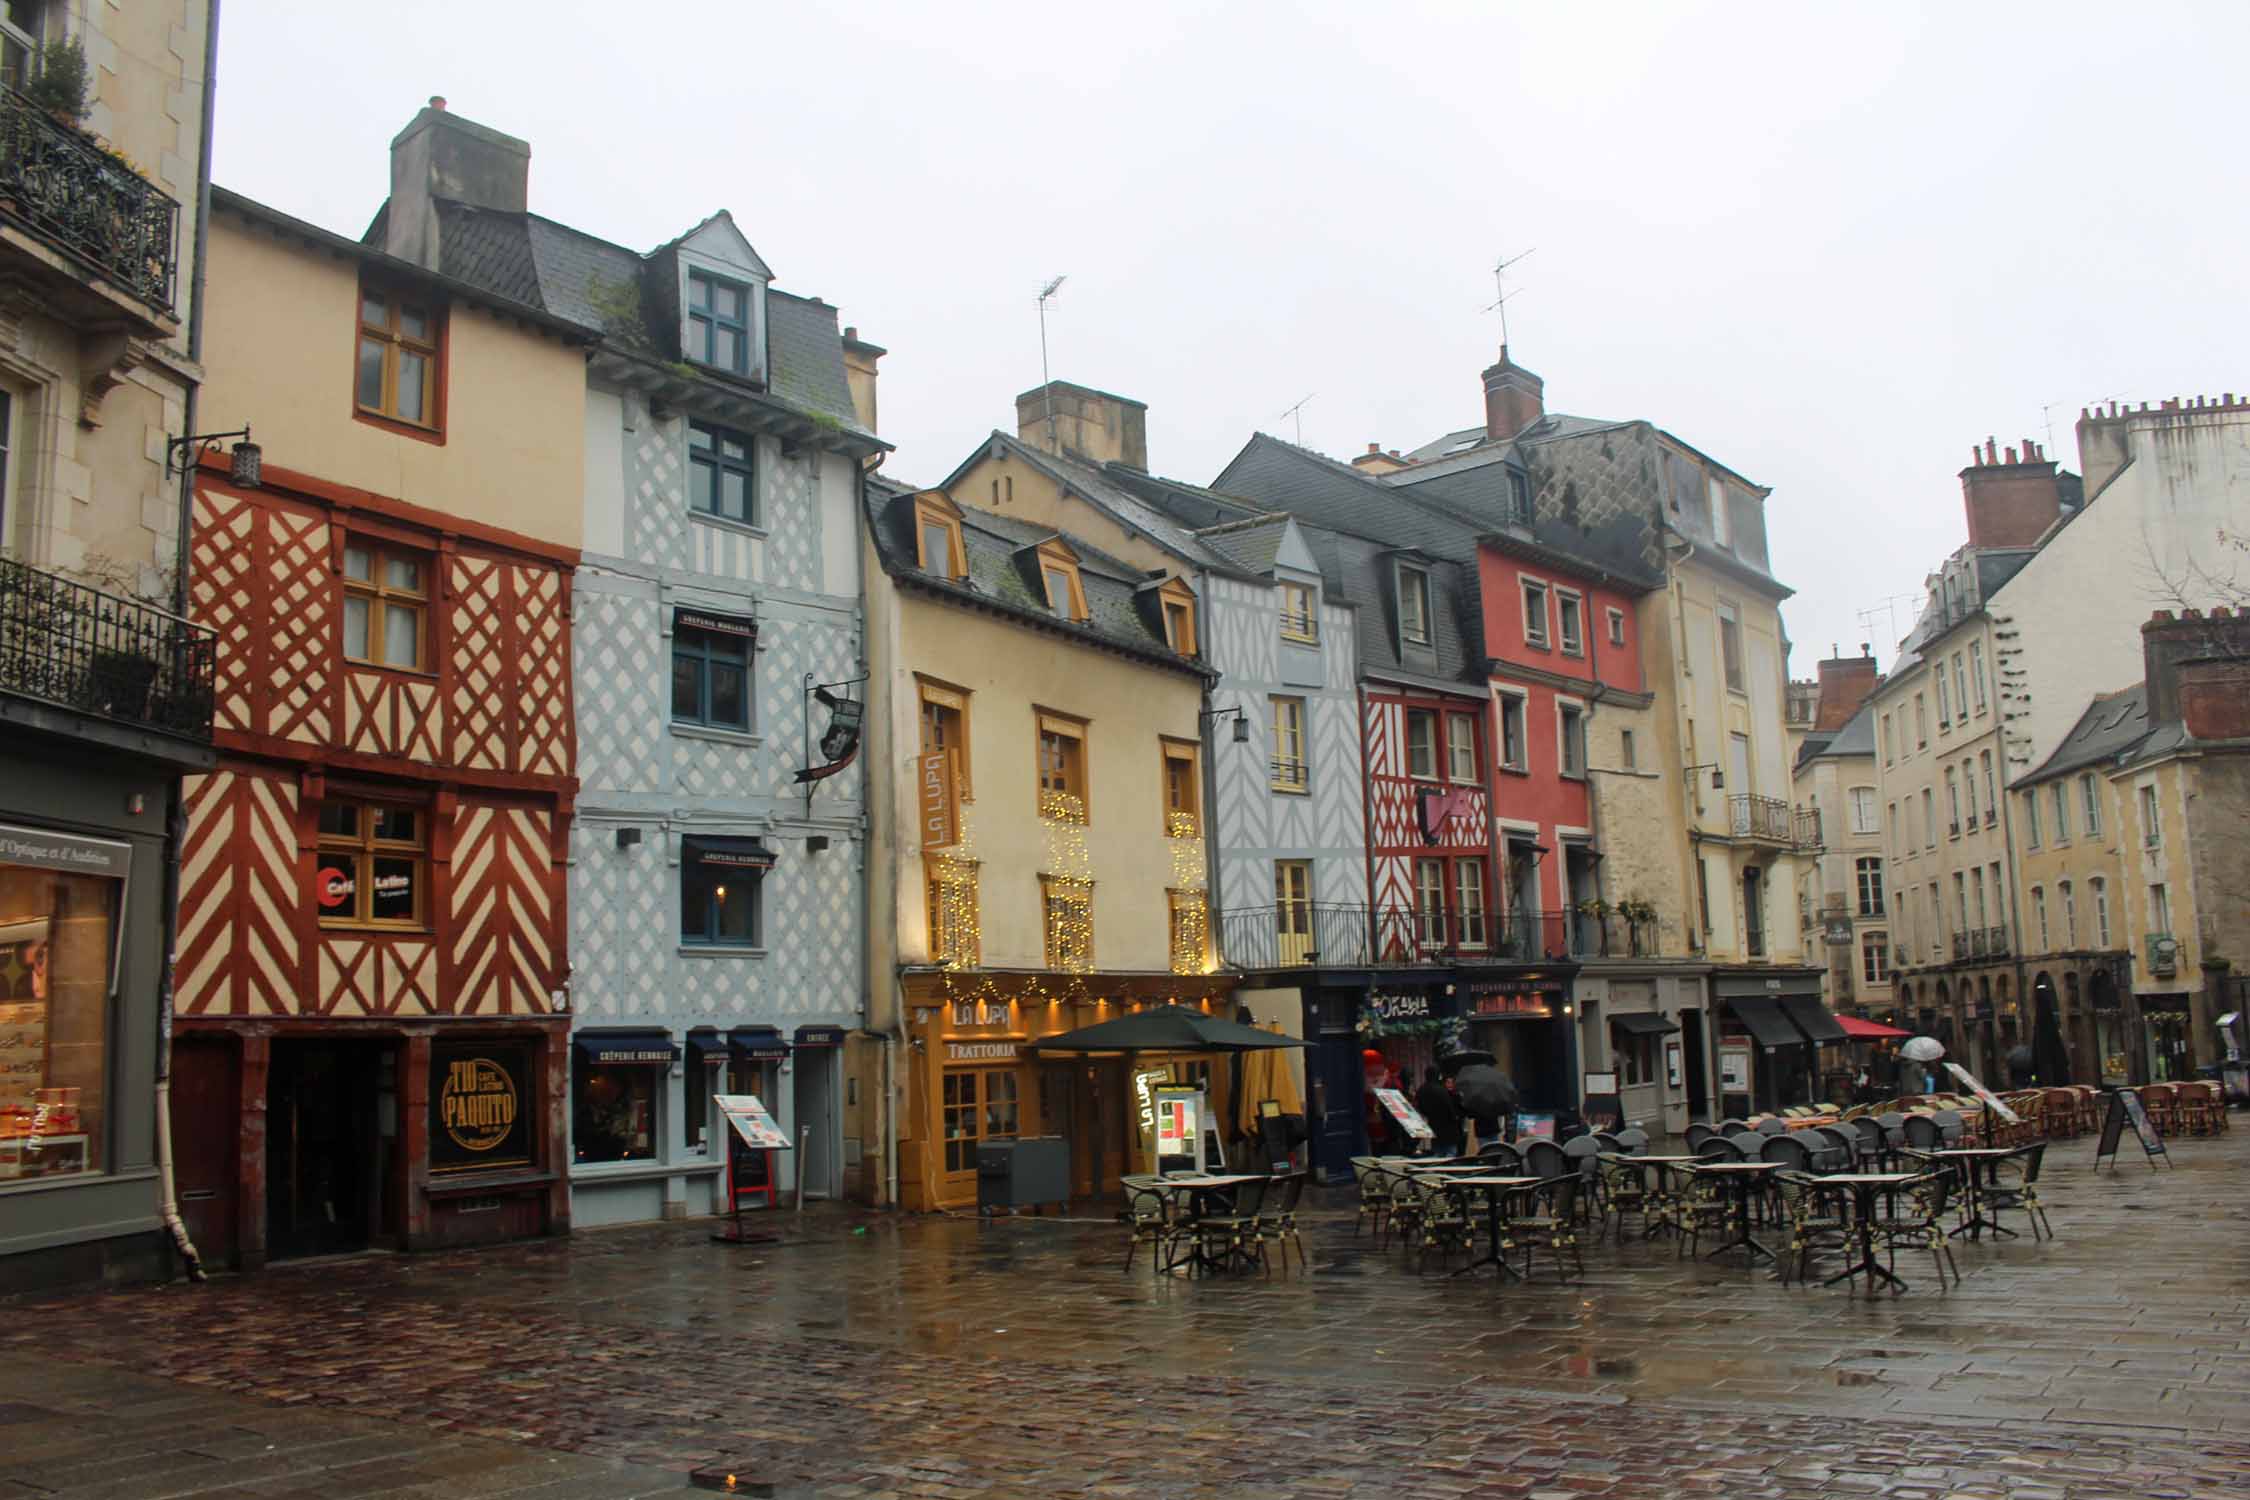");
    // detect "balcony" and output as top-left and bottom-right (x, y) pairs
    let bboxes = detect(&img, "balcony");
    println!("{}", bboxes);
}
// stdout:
(1985, 925), (2010, 957)
(1728, 794), (1821, 850)
(1951, 931), (1971, 961)
(1217, 903), (1580, 970)
(0, 555), (215, 741)
(0, 83), (179, 316)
